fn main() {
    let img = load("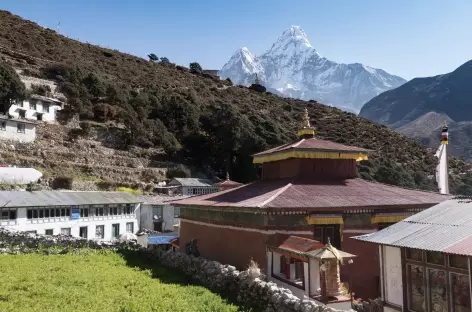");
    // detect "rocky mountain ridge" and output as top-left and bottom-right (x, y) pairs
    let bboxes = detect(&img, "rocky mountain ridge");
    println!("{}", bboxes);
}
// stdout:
(219, 26), (406, 113)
